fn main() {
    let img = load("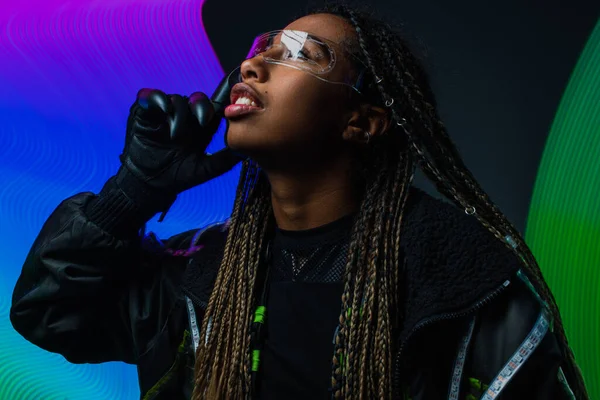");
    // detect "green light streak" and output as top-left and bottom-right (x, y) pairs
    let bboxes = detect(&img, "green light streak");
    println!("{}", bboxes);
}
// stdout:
(526, 18), (600, 397)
